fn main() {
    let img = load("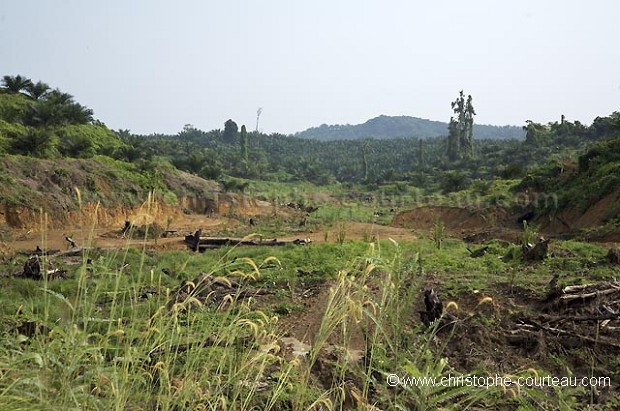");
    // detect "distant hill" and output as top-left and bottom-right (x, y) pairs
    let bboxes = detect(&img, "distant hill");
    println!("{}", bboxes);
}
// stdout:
(295, 115), (525, 141)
